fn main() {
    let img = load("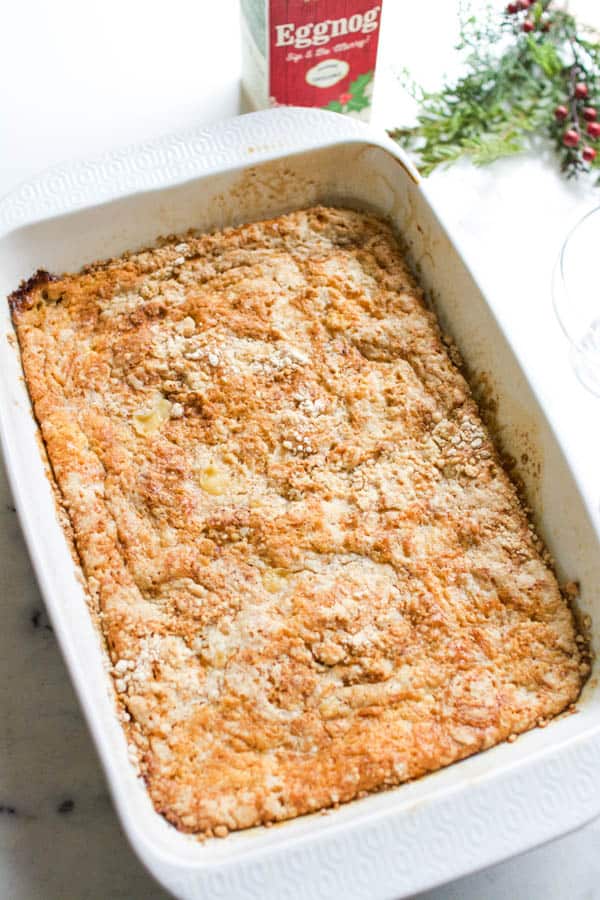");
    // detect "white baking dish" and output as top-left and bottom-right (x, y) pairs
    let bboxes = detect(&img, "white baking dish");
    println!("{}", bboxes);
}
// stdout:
(1, 108), (599, 900)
